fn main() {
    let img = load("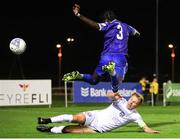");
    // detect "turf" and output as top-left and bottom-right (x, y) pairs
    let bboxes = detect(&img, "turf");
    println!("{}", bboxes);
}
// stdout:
(0, 97), (180, 138)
